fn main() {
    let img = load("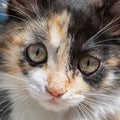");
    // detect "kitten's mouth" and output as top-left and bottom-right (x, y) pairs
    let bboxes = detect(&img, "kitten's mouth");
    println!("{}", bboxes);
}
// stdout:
(47, 98), (58, 105)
